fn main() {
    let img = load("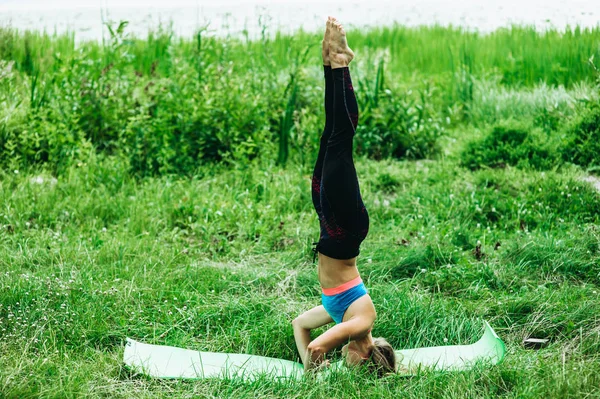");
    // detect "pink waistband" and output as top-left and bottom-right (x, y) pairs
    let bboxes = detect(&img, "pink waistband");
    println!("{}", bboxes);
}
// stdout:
(322, 276), (363, 296)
